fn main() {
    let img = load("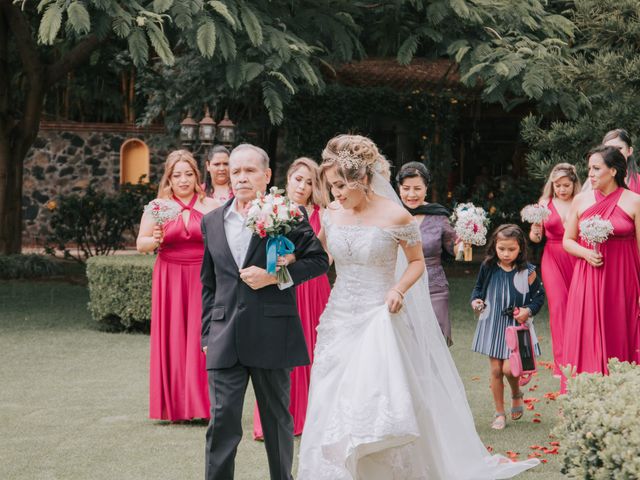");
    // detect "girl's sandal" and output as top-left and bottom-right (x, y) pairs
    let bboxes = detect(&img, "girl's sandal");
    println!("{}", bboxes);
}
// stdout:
(491, 412), (506, 430)
(511, 391), (524, 421)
